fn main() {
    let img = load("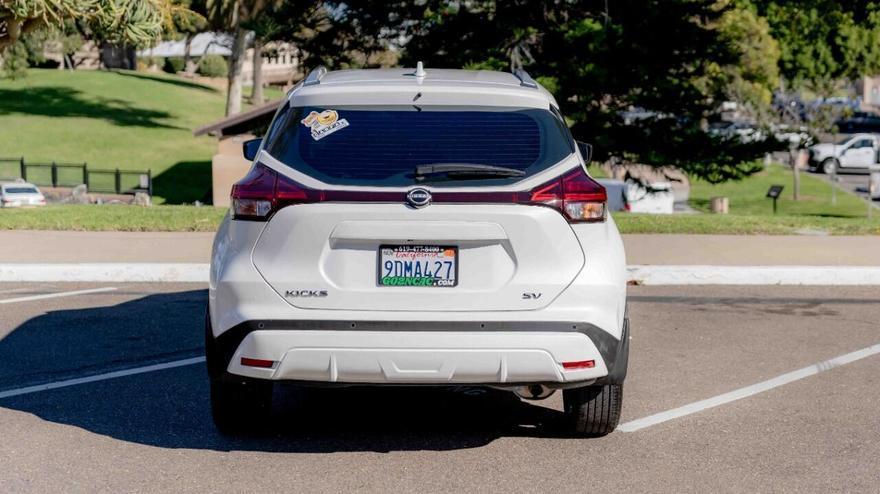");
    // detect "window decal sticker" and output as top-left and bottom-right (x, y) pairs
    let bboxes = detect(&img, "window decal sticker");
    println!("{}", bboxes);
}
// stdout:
(300, 109), (349, 141)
